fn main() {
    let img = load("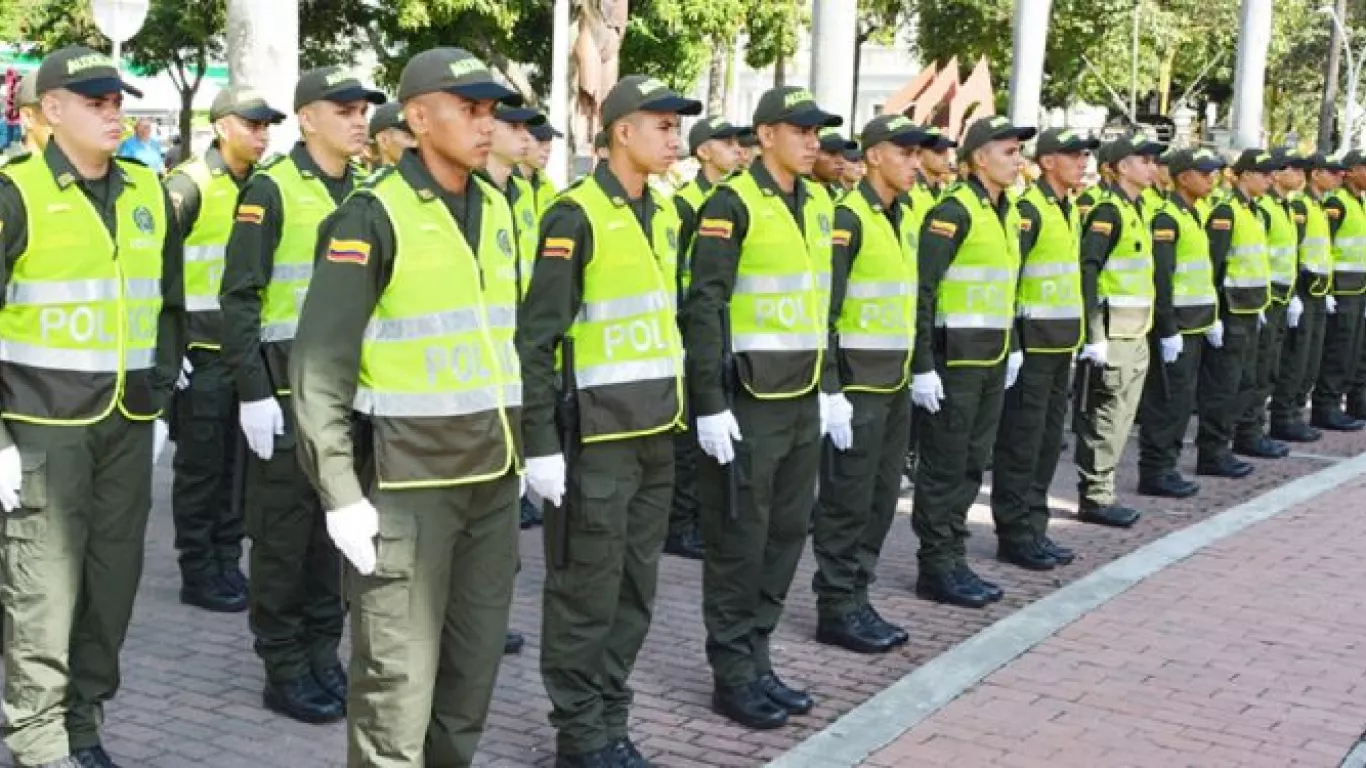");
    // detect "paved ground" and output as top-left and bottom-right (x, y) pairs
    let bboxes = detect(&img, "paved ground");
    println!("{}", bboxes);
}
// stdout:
(862, 469), (1366, 768)
(2, 414), (1365, 767)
